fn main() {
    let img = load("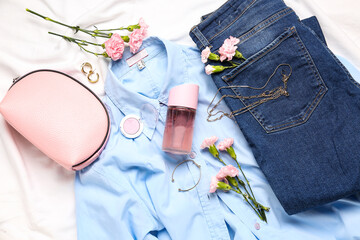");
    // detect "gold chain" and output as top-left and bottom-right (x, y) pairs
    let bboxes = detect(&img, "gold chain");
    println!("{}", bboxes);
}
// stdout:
(207, 63), (292, 122)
